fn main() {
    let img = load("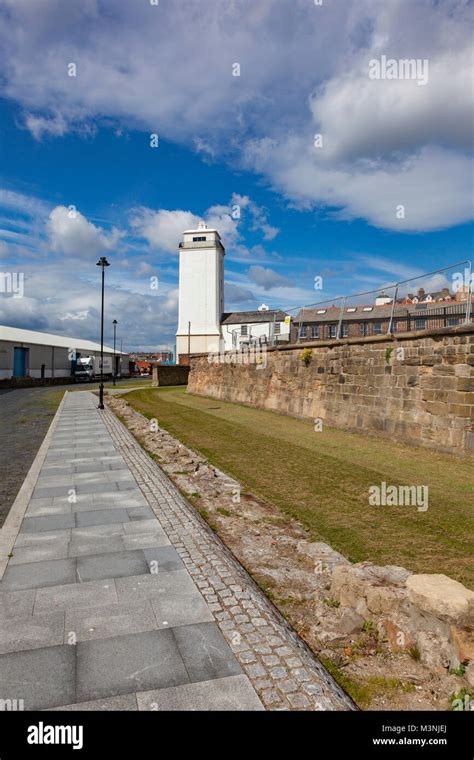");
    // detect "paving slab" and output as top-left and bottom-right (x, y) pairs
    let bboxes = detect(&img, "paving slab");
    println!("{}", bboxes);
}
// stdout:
(1, 558), (77, 591)
(14, 529), (72, 548)
(32, 485), (80, 499)
(122, 531), (170, 551)
(143, 545), (184, 573)
(65, 600), (158, 642)
(9, 541), (70, 565)
(68, 536), (125, 558)
(21, 514), (76, 533)
(34, 578), (117, 614)
(25, 502), (73, 518)
(76, 629), (190, 702)
(150, 589), (214, 629)
(122, 519), (161, 534)
(114, 570), (195, 602)
(75, 483), (120, 495)
(0, 589), (36, 619)
(49, 694), (138, 711)
(128, 507), (155, 521)
(76, 550), (148, 582)
(69, 525), (125, 541)
(75, 508), (129, 527)
(172, 622), (242, 683)
(0, 610), (64, 654)
(137, 674), (264, 711)
(72, 499), (144, 513)
(0, 645), (75, 710)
